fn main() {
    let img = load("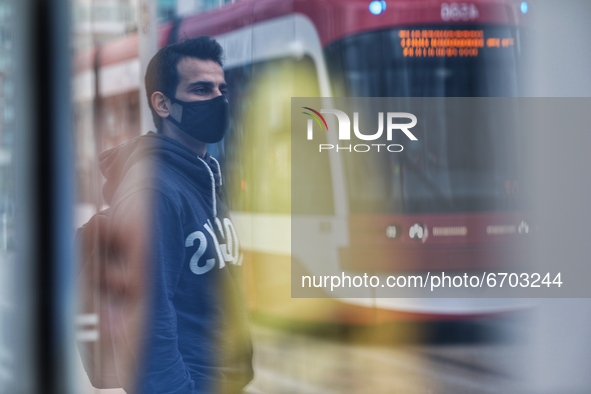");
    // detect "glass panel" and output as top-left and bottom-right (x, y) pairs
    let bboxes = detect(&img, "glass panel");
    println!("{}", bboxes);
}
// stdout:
(0, 1), (16, 388)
